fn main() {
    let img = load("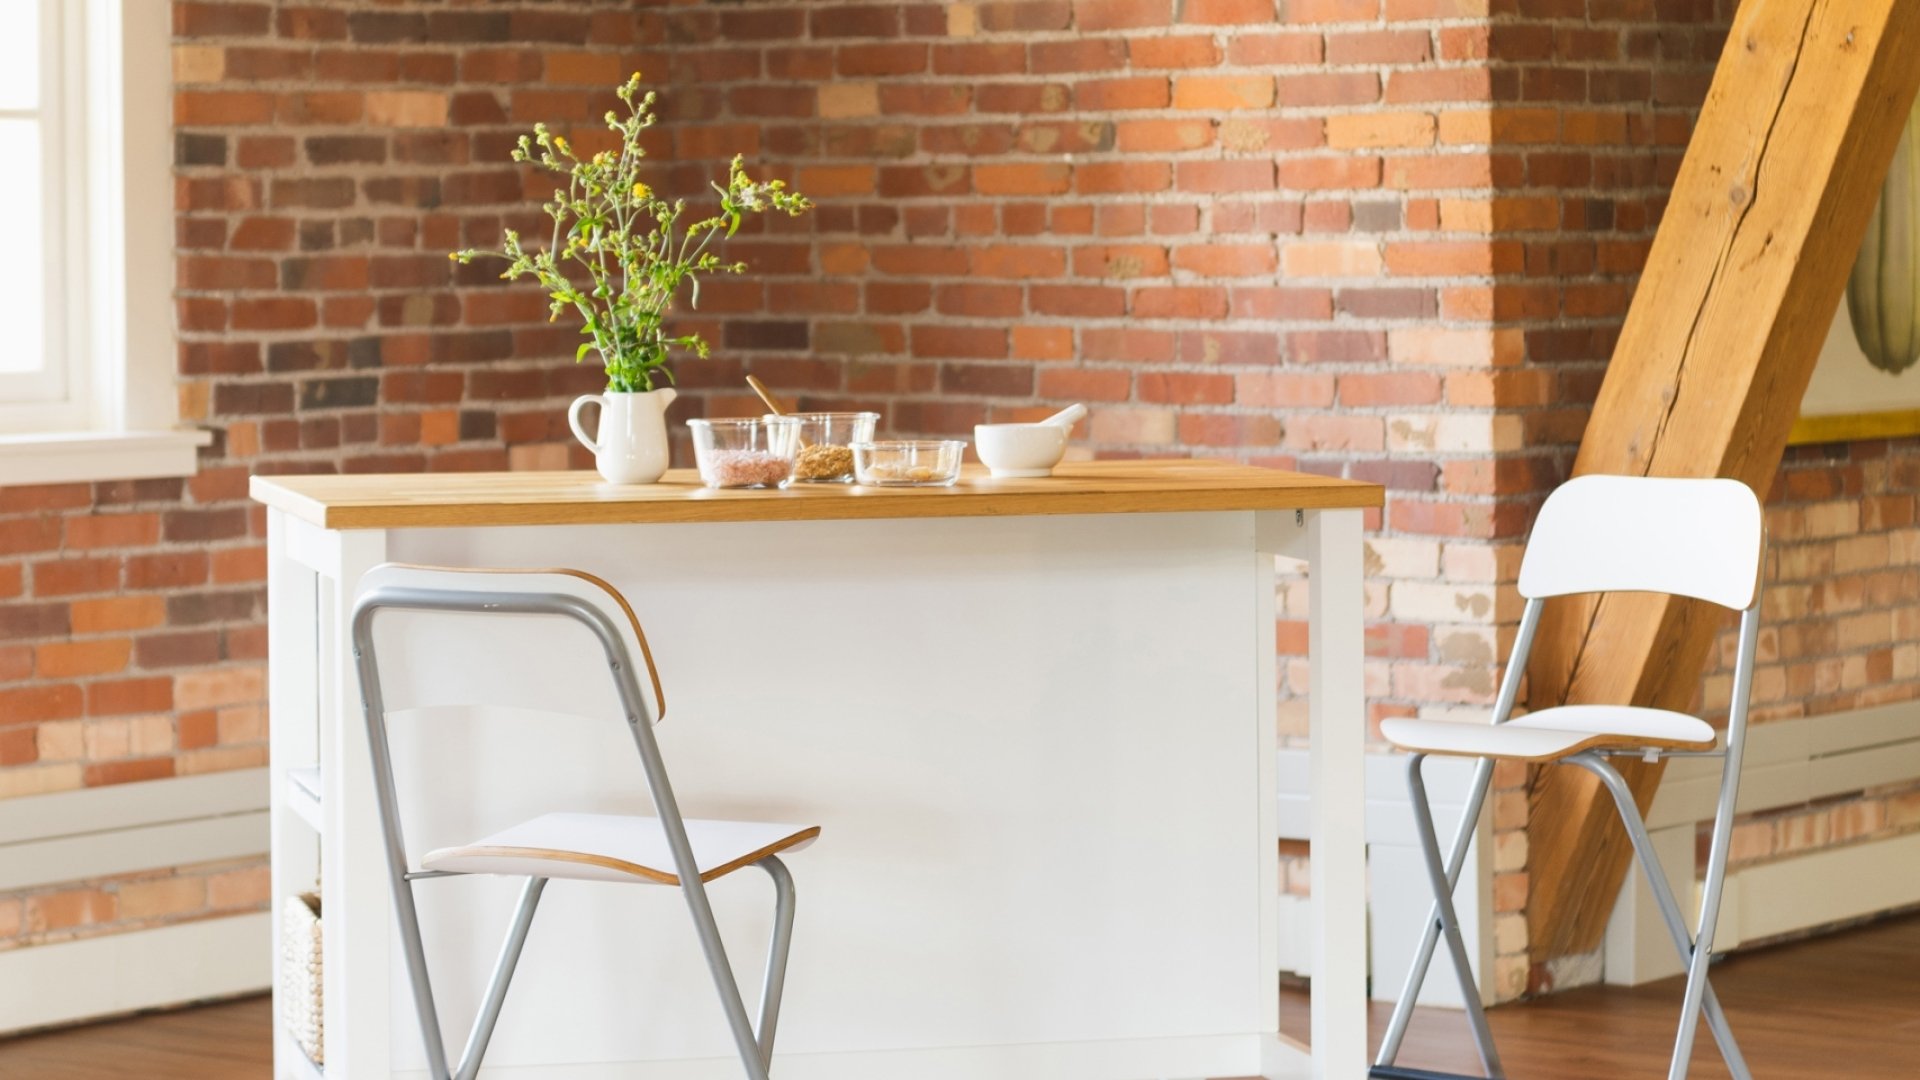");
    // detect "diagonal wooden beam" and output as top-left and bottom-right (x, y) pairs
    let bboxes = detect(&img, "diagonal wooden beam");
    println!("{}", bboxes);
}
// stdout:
(1524, 0), (1920, 966)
